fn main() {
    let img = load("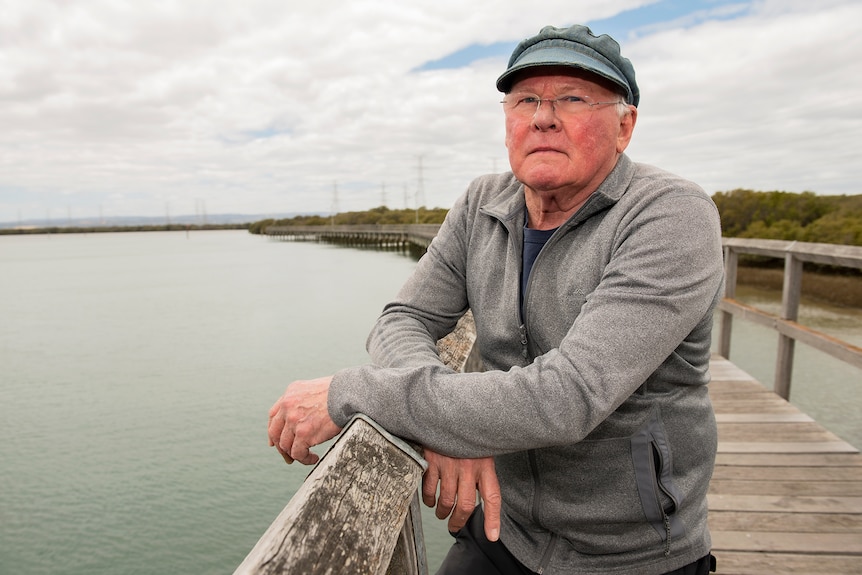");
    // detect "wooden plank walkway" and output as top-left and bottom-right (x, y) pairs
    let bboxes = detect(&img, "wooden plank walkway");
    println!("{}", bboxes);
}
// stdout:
(708, 355), (862, 574)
